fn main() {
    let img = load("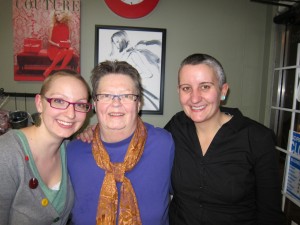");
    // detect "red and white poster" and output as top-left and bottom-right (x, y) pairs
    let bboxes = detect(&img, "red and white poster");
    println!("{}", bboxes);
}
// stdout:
(13, 0), (80, 81)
